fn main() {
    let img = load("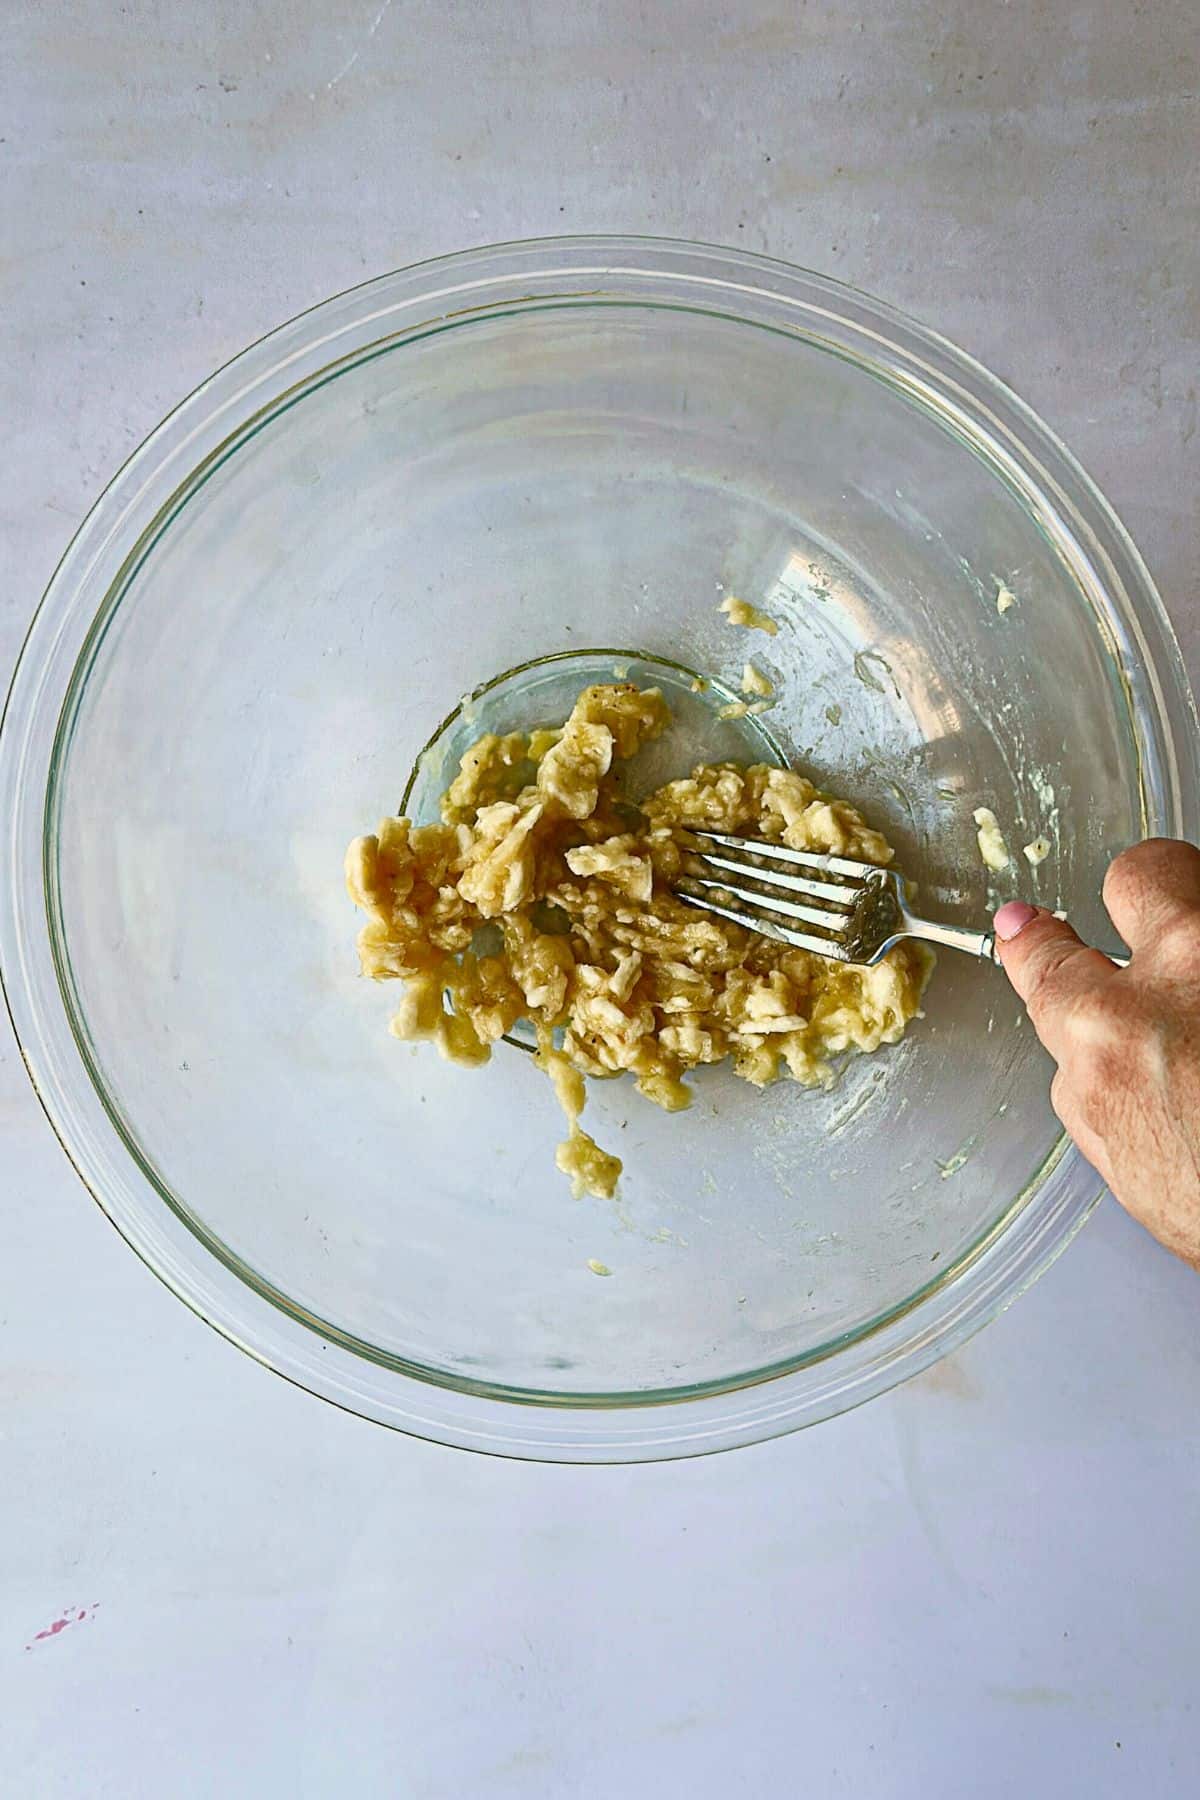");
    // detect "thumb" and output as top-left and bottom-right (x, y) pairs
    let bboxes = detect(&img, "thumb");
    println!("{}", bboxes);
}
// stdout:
(993, 901), (1118, 1054)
